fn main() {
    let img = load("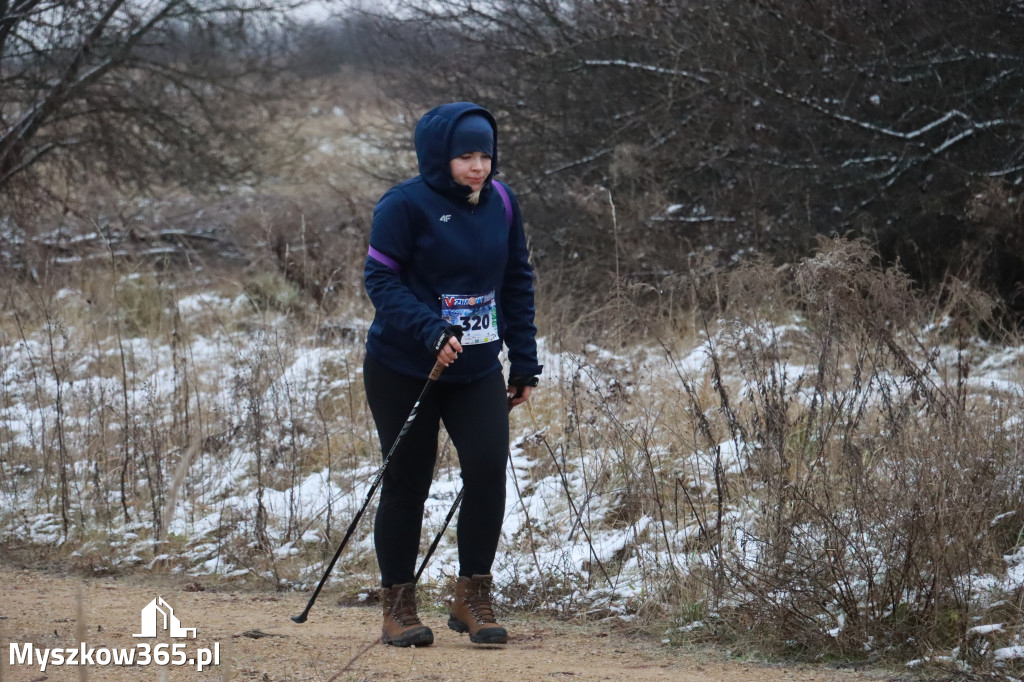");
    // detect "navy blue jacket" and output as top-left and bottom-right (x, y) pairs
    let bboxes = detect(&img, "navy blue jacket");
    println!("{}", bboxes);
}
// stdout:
(364, 102), (543, 383)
